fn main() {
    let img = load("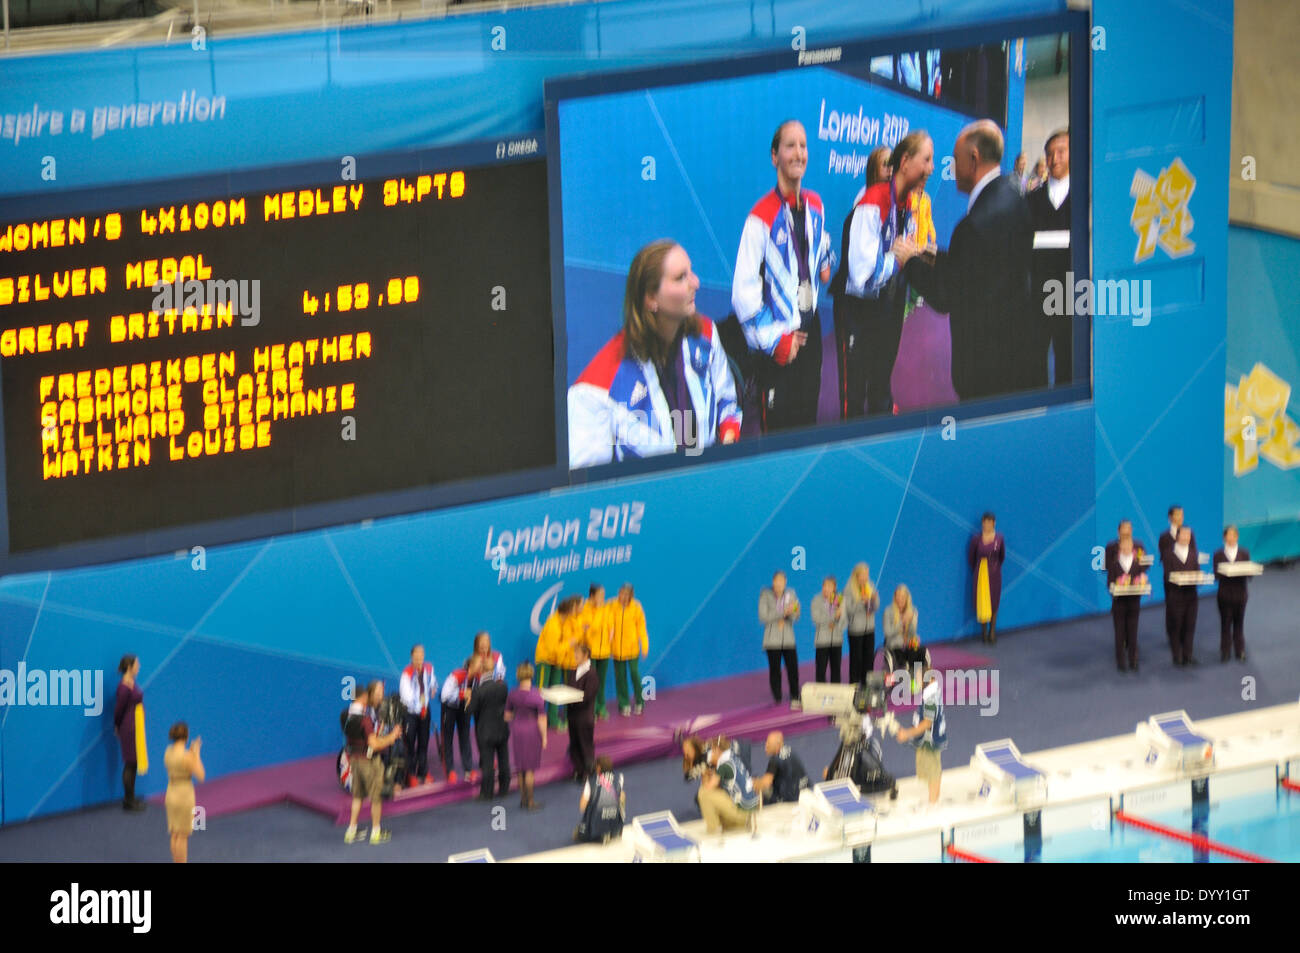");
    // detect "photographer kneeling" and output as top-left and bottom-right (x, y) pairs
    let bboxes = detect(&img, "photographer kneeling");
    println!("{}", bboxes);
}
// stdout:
(698, 734), (759, 834)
